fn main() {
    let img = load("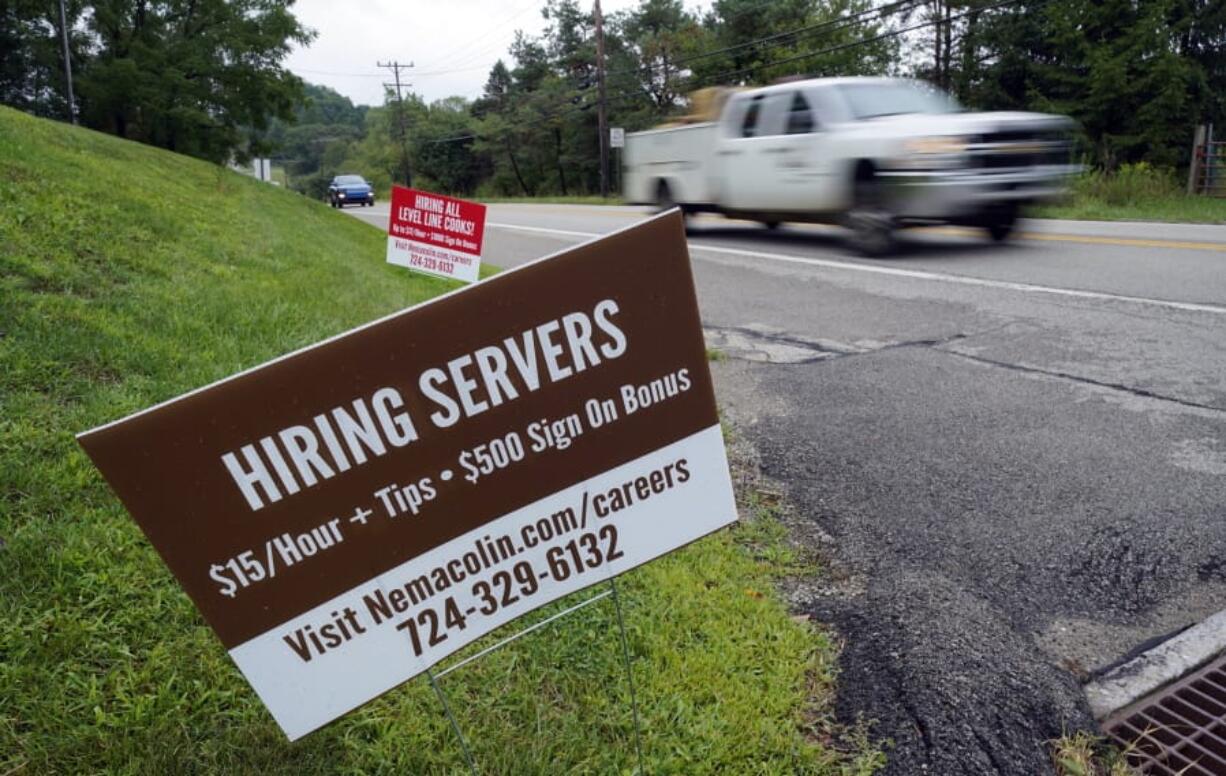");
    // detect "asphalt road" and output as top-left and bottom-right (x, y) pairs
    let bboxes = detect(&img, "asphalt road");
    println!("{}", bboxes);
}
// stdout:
(347, 202), (1226, 774)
